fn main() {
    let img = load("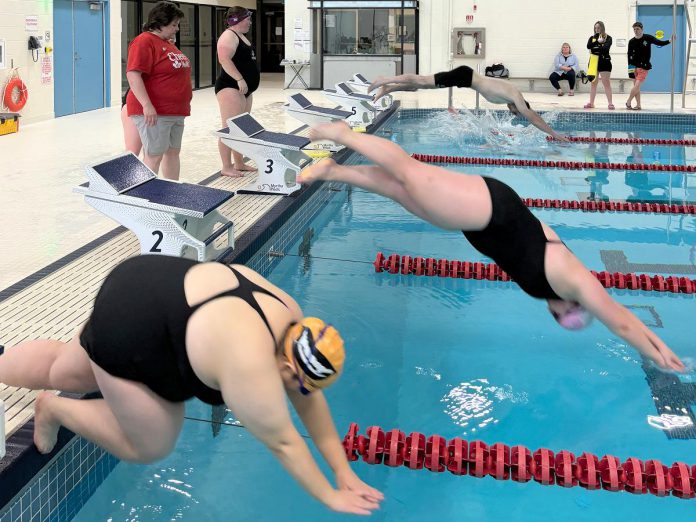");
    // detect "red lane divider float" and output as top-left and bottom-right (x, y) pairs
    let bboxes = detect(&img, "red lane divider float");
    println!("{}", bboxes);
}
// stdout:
(546, 136), (696, 147)
(373, 252), (696, 295)
(547, 136), (696, 146)
(343, 423), (696, 499)
(411, 153), (696, 173)
(521, 197), (696, 216)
